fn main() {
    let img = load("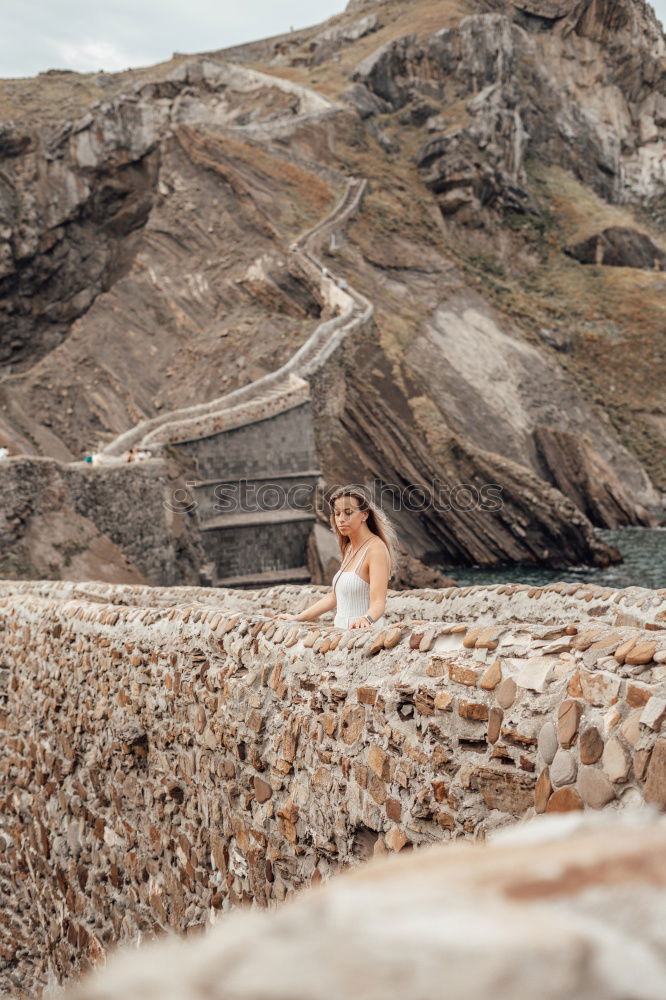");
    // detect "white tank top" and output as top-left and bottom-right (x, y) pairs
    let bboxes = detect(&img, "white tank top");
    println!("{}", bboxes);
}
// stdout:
(332, 539), (387, 629)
